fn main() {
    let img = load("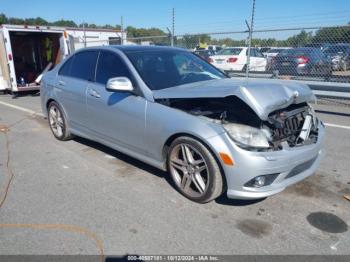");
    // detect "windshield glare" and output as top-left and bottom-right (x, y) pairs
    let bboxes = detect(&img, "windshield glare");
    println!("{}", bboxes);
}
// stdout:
(126, 50), (226, 90)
